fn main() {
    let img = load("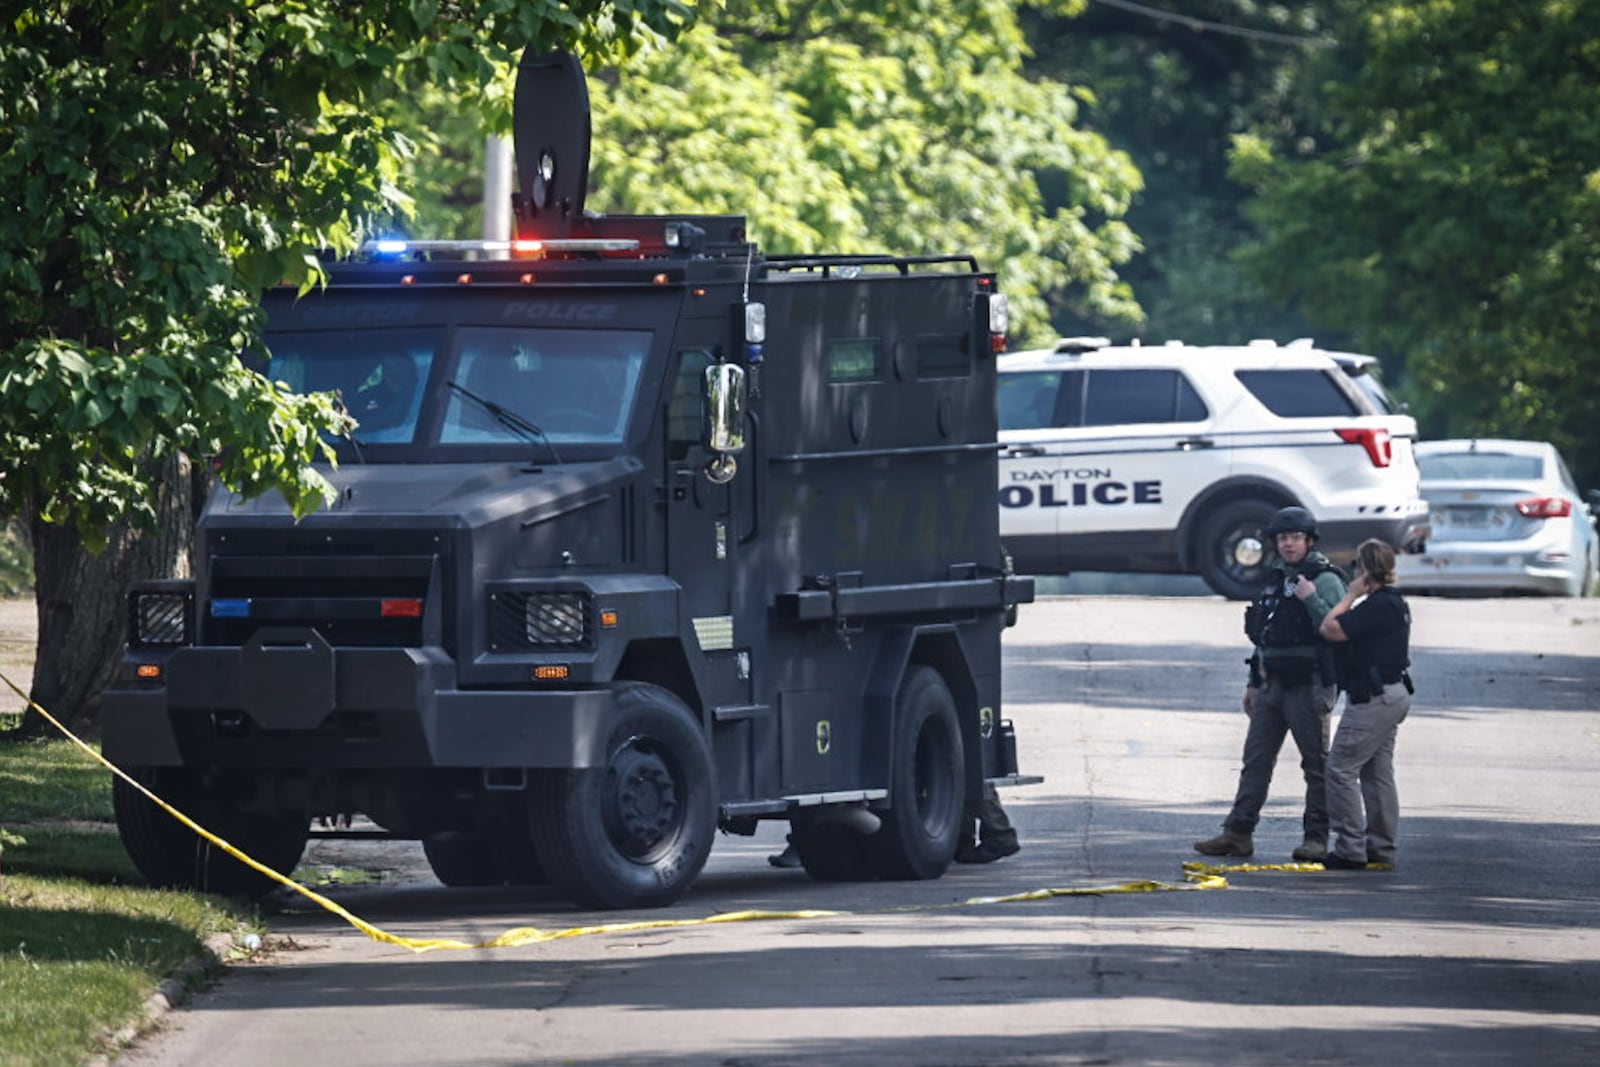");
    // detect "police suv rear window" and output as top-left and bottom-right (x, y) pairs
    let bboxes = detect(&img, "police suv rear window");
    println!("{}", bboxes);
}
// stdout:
(1235, 369), (1360, 418)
